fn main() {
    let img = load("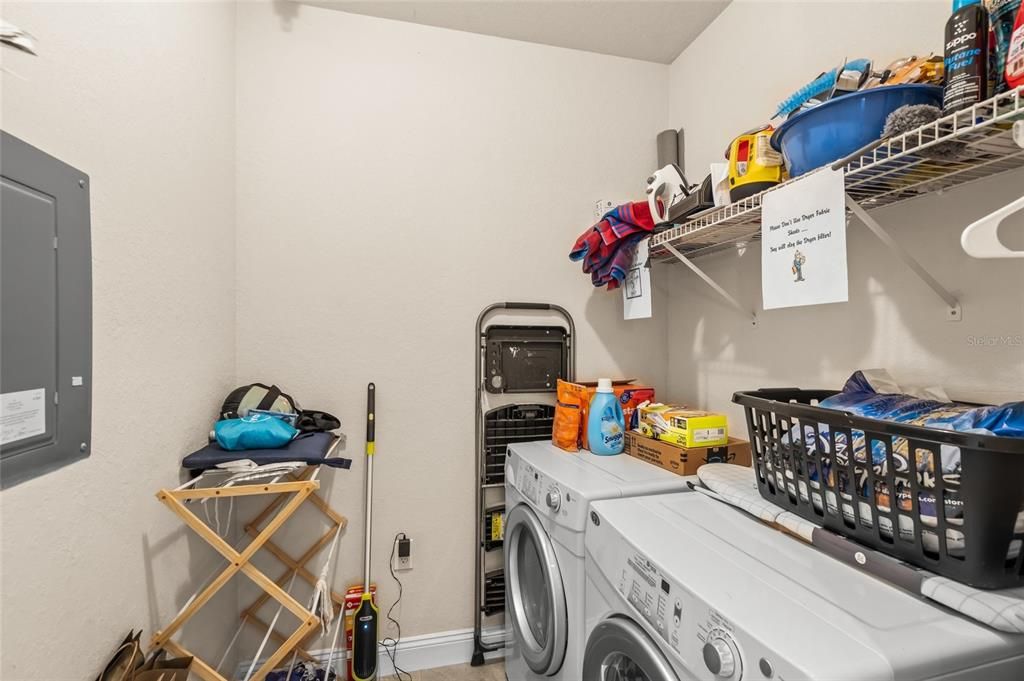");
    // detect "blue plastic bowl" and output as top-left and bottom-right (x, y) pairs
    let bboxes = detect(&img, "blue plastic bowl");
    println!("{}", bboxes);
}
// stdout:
(771, 84), (944, 177)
